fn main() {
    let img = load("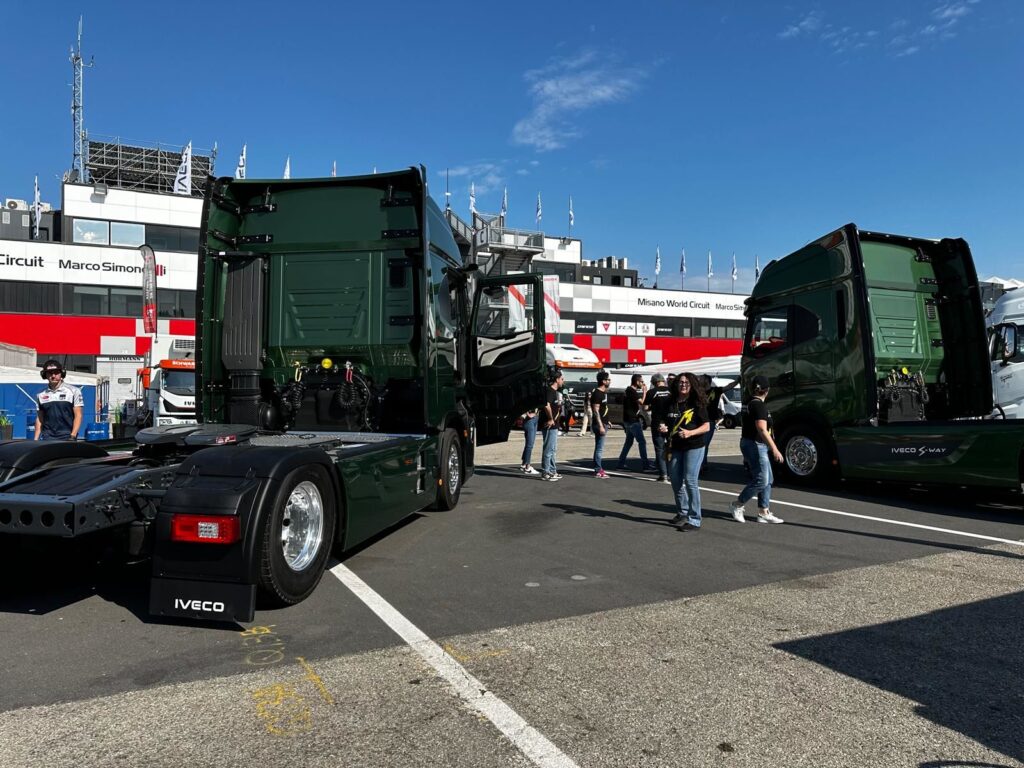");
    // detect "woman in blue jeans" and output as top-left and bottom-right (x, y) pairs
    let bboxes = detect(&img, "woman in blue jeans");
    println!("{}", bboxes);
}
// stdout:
(661, 372), (710, 531)
(730, 375), (785, 524)
(520, 409), (539, 475)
